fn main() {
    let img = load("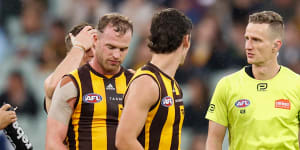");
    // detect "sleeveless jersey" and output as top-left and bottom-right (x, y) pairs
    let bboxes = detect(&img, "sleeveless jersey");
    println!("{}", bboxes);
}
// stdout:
(125, 63), (184, 150)
(67, 63), (133, 150)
